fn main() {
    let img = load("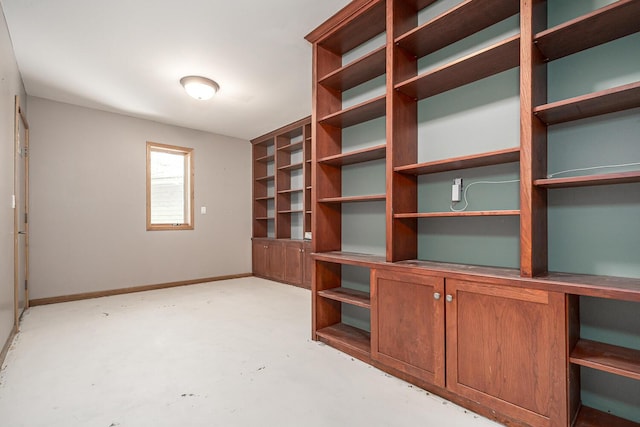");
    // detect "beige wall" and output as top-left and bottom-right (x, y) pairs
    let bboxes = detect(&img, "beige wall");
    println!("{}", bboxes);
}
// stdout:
(27, 97), (251, 299)
(0, 6), (26, 350)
